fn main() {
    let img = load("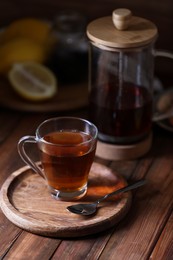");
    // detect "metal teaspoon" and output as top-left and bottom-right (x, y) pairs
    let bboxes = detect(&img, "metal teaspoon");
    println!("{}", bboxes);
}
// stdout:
(152, 109), (173, 122)
(67, 179), (146, 216)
